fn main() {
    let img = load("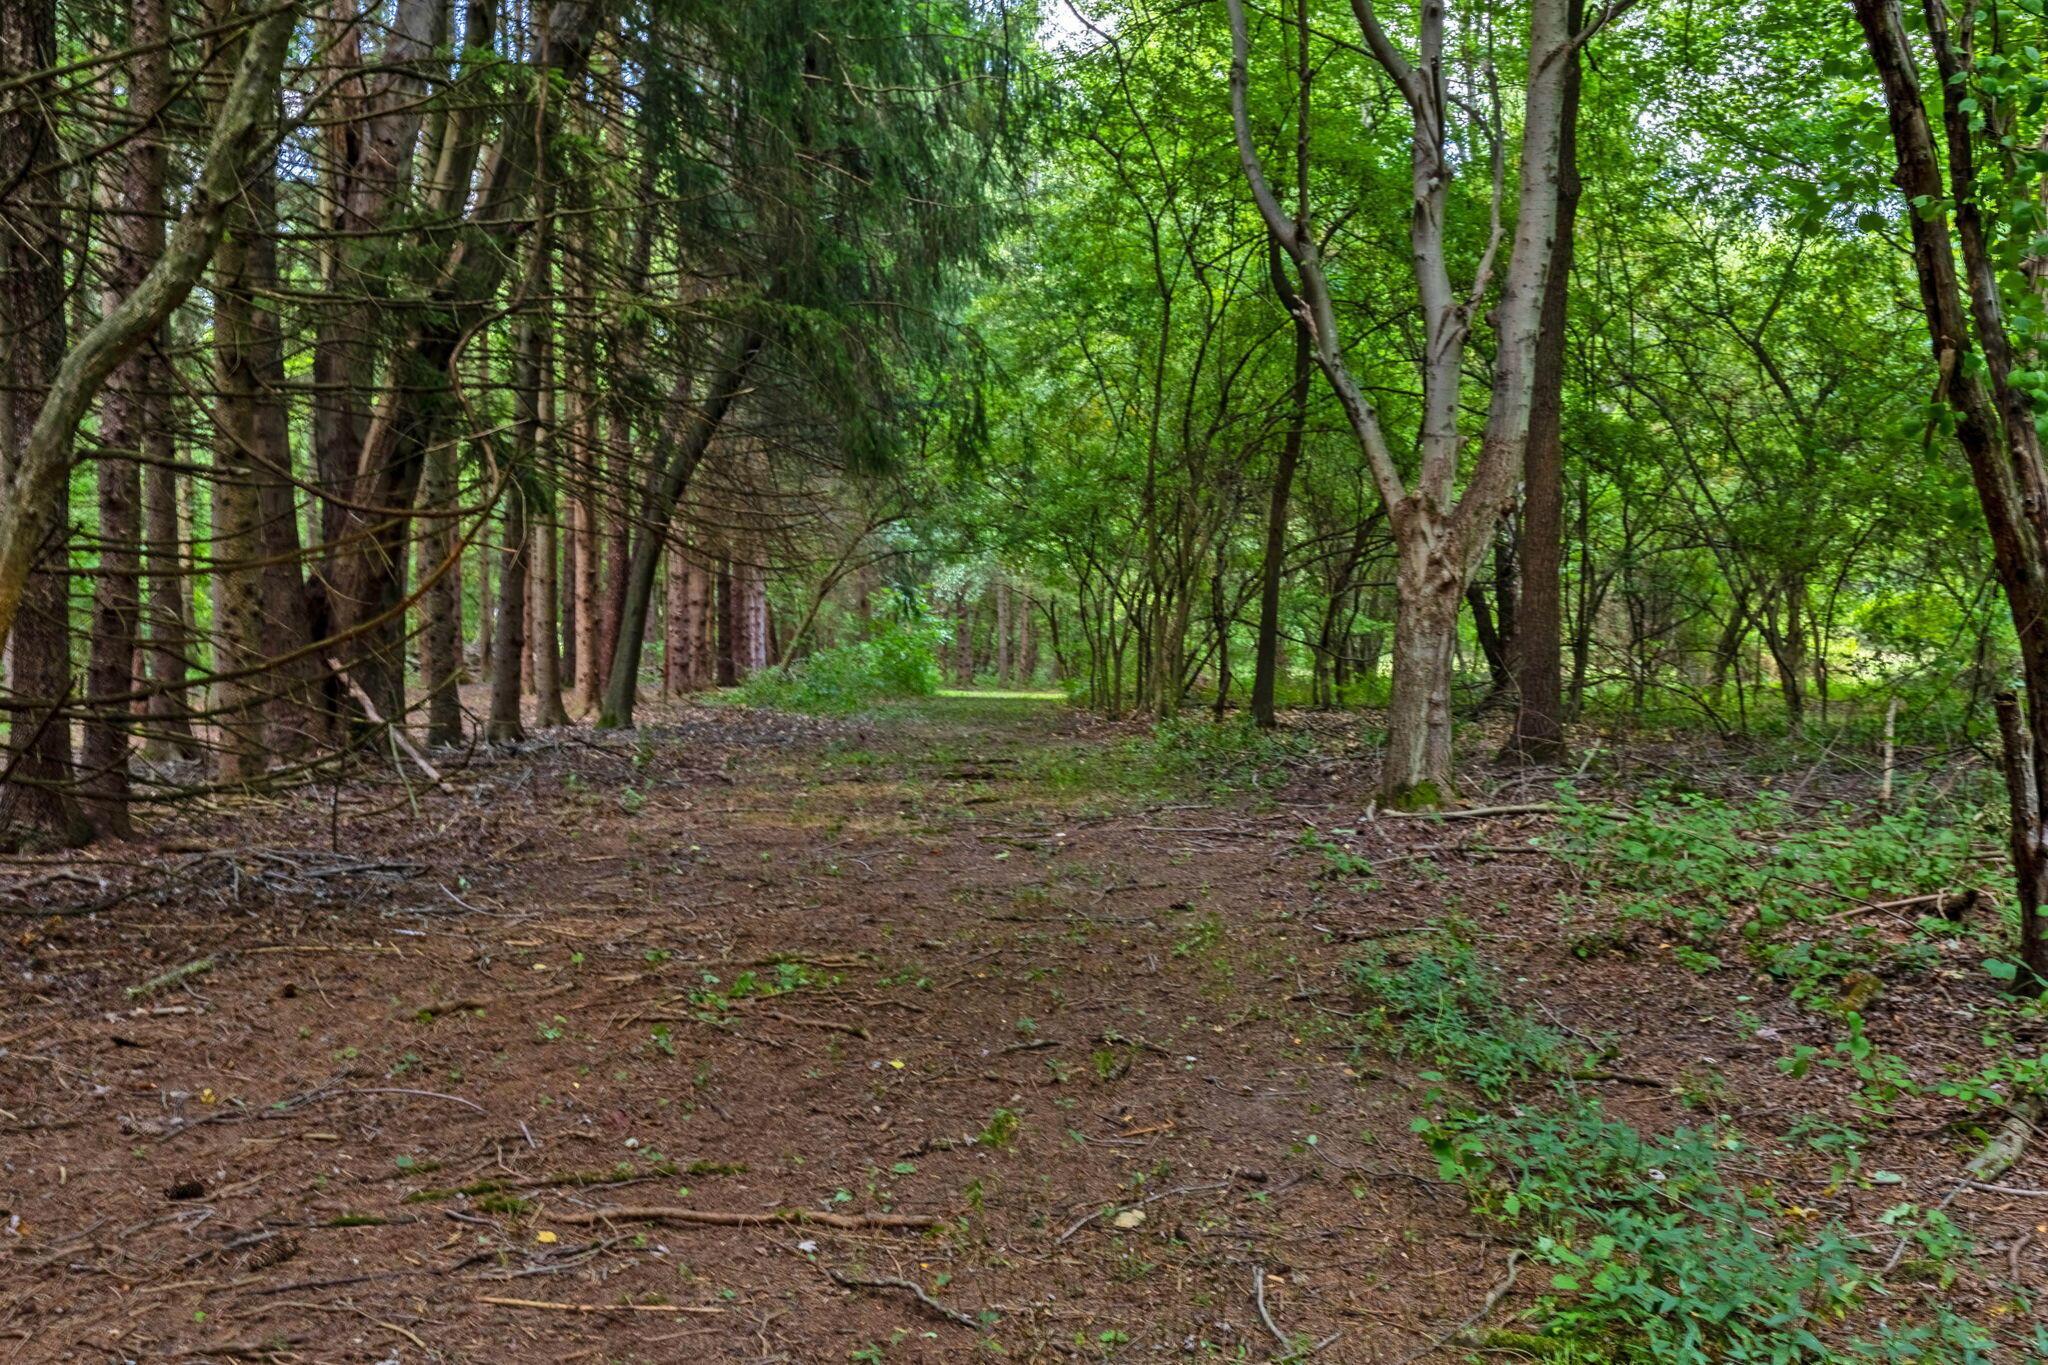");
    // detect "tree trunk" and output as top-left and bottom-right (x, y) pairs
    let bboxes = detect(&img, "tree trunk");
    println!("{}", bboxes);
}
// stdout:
(141, 414), (197, 759)
(486, 490), (530, 743)
(530, 320), (570, 728)
(82, 0), (173, 835)
(242, 162), (319, 760)
(1254, 315), (1309, 728)
(953, 590), (973, 685)
(995, 581), (1011, 686)
(531, 502), (571, 726)
(1856, 0), (2048, 986)
(206, 133), (272, 784)
(1504, 0), (1582, 763)
(714, 561), (736, 688)
(0, 17), (91, 845)
(1380, 534), (1461, 808)
(596, 333), (760, 728)
(572, 429), (602, 715)
(416, 435), (463, 745)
